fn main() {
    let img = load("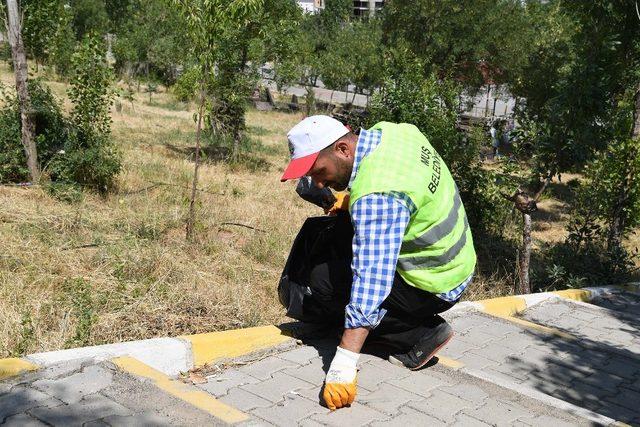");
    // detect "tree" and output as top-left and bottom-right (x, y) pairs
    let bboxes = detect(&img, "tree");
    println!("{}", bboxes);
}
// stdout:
(382, 0), (535, 88)
(5, 0), (39, 182)
(69, 0), (110, 40)
(173, 0), (264, 240)
(113, 0), (188, 84)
